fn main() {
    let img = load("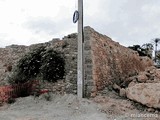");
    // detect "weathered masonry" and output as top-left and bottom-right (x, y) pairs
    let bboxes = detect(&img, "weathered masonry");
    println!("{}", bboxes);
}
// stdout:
(0, 27), (153, 97)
